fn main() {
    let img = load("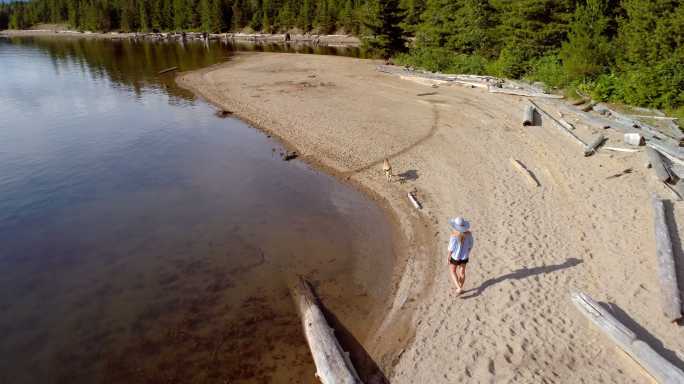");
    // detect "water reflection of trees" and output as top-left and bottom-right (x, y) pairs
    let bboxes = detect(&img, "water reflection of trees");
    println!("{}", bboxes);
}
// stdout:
(10, 37), (361, 102)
